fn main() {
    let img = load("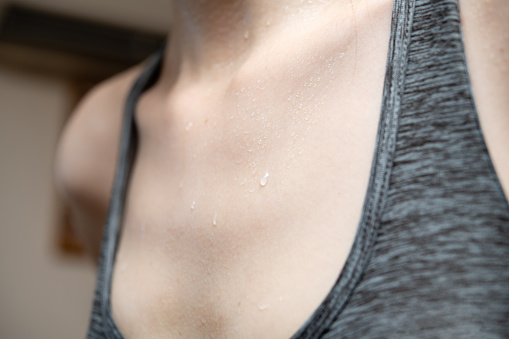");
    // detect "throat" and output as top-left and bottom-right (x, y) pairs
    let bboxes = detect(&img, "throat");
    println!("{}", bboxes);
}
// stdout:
(162, 0), (350, 81)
